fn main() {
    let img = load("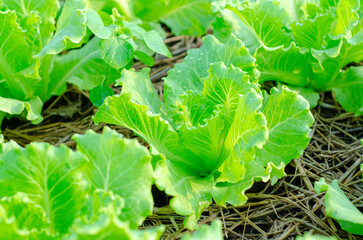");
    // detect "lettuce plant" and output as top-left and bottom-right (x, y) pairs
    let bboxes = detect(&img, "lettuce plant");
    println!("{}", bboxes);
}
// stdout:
(94, 35), (314, 229)
(214, 0), (363, 115)
(0, 0), (170, 127)
(0, 127), (163, 239)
